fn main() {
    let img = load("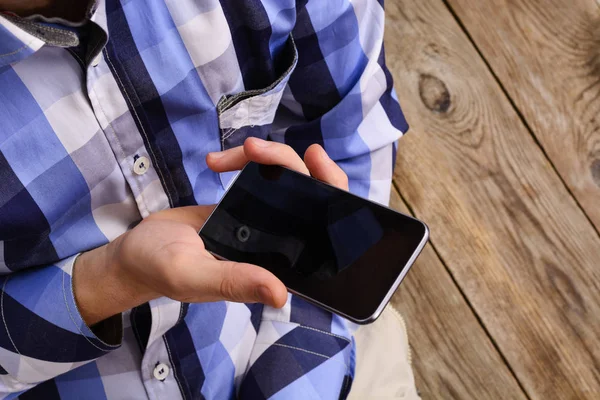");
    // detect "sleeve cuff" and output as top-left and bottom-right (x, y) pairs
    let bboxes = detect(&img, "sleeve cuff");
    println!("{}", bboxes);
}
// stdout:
(0, 254), (122, 383)
(64, 254), (124, 348)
